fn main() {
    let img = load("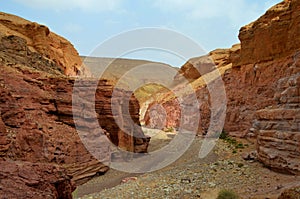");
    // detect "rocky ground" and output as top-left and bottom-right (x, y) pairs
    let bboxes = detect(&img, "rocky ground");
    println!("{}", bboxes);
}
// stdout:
(73, 129), (300, 199)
